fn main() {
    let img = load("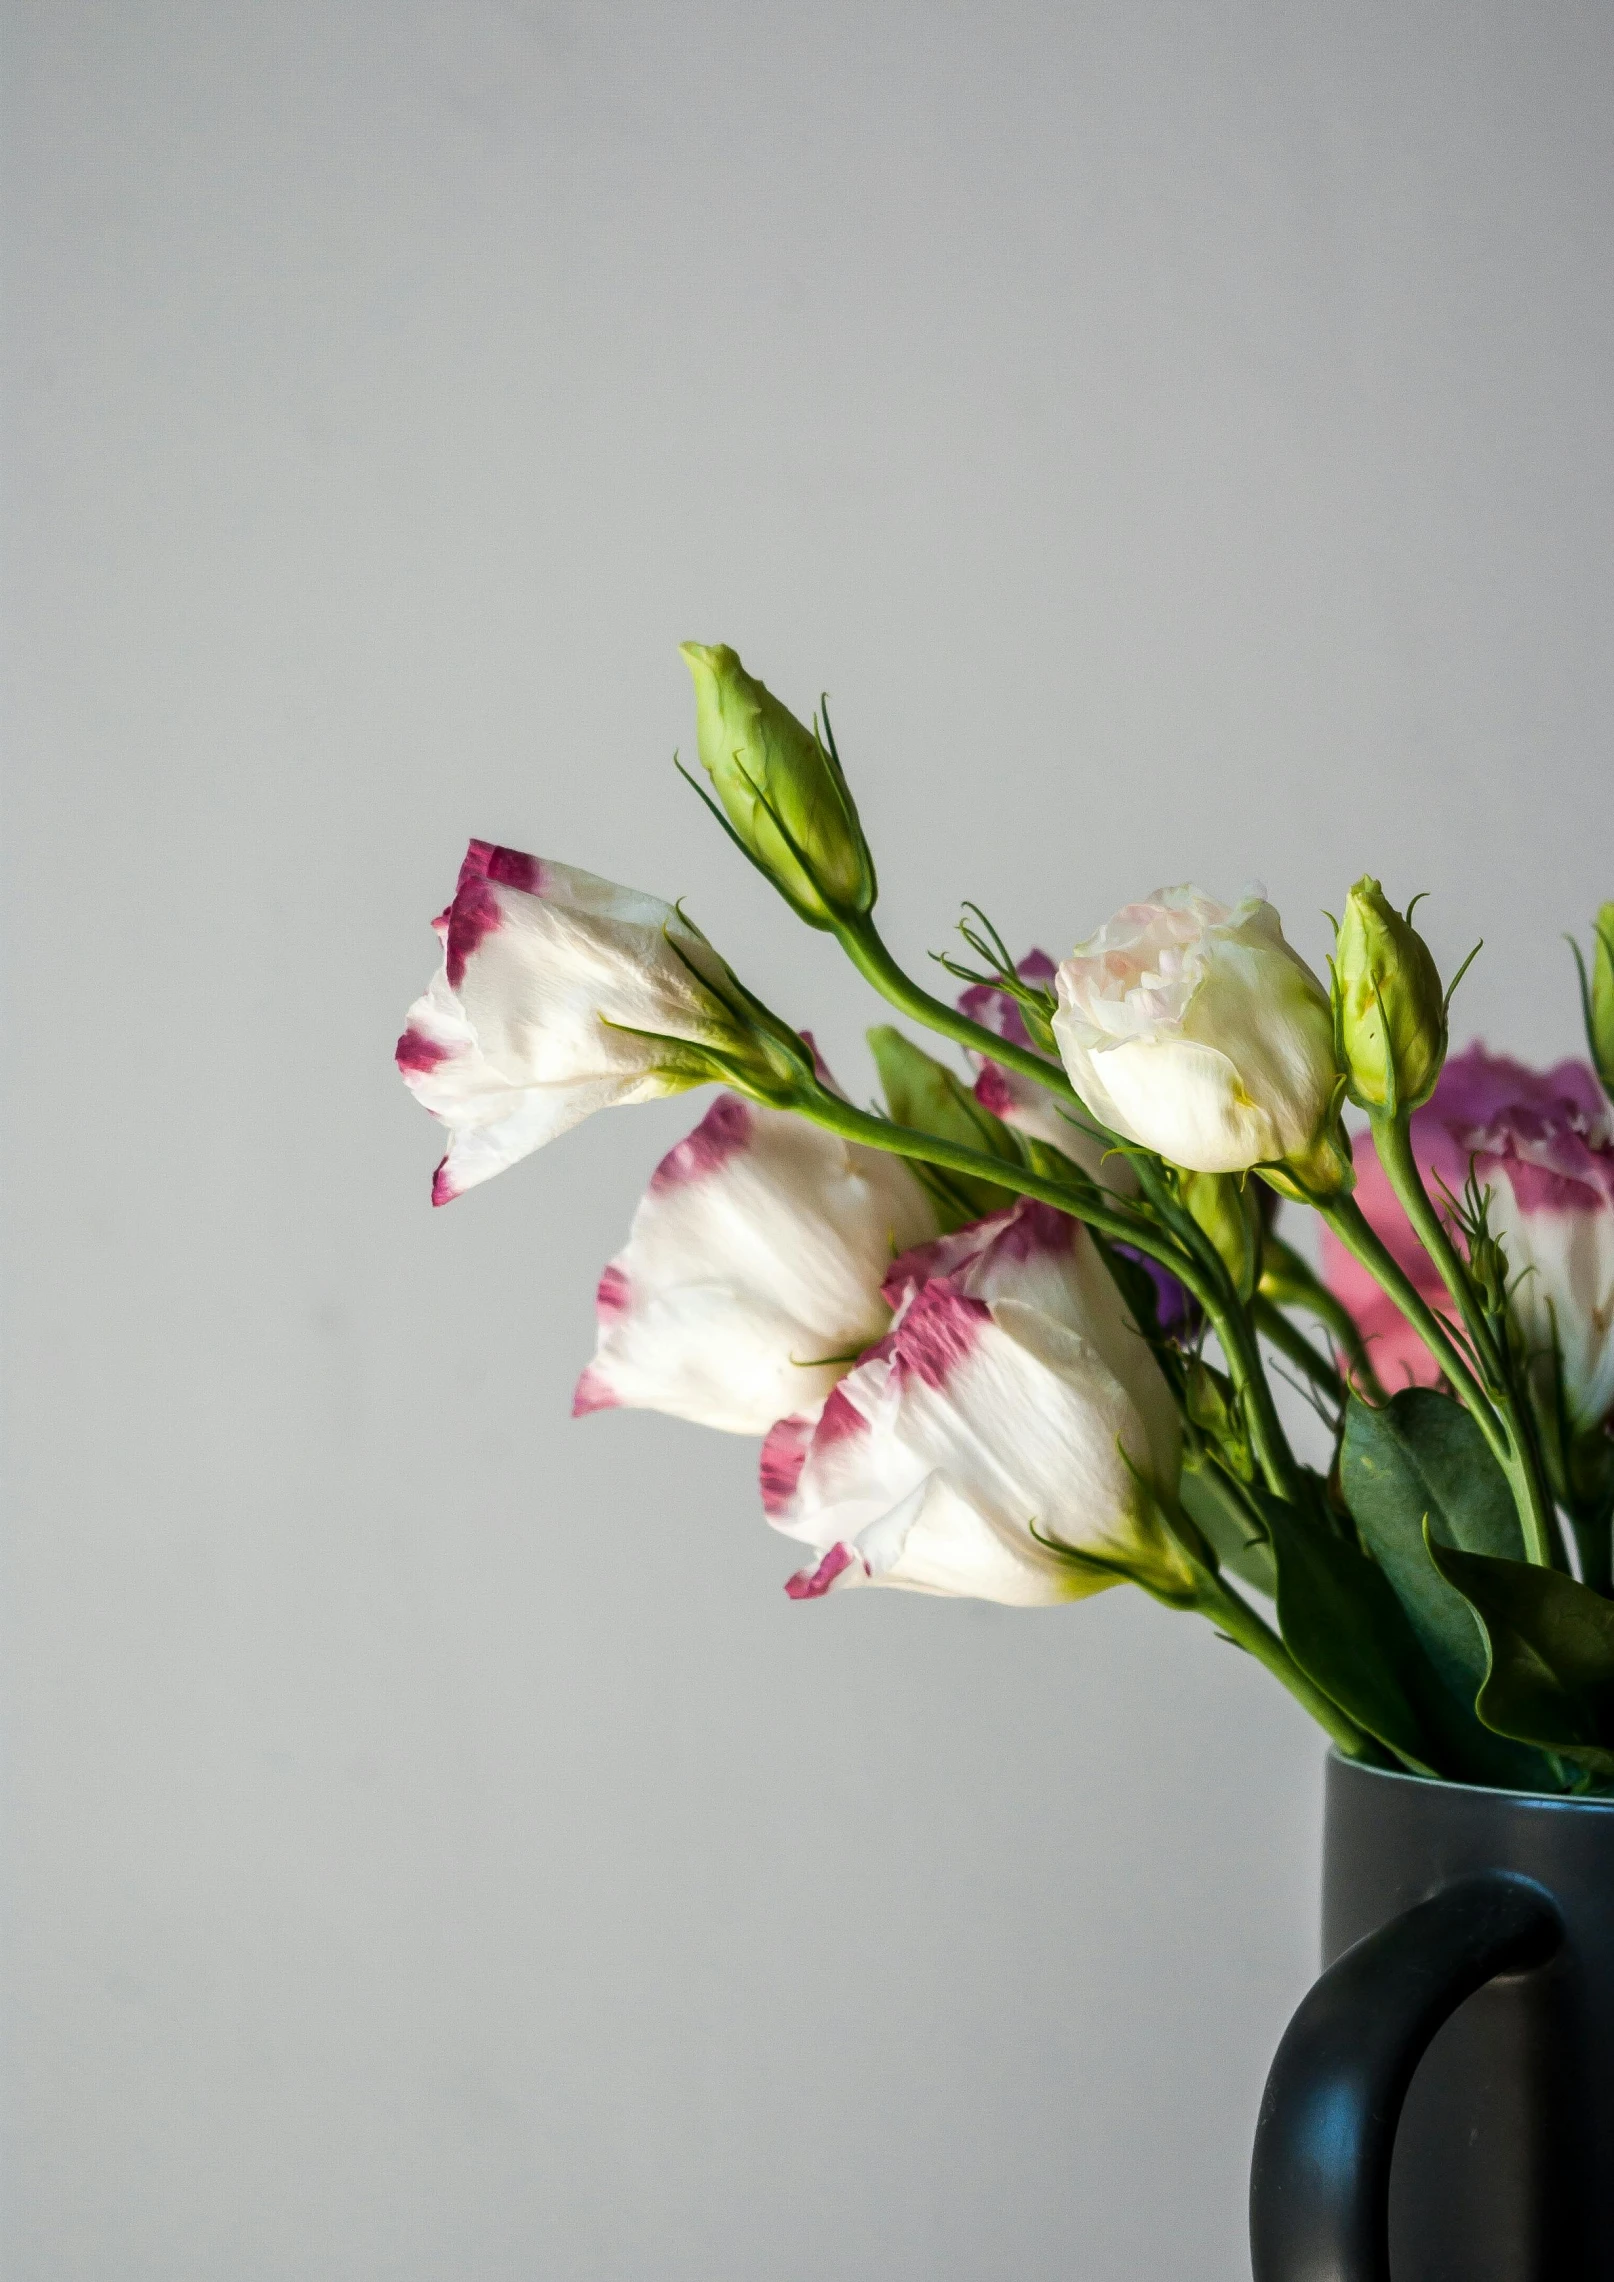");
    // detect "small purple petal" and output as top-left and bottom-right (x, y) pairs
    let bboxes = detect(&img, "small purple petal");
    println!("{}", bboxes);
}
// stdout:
(1113, 1243), (1199, 1340)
